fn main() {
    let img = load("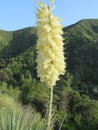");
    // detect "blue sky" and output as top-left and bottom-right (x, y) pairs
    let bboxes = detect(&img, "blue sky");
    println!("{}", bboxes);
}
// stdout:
(0, 0), (98, 31)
